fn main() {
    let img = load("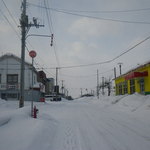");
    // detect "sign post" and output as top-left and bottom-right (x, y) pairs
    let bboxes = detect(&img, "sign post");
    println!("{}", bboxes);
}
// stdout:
(29, 50), (37, 117)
